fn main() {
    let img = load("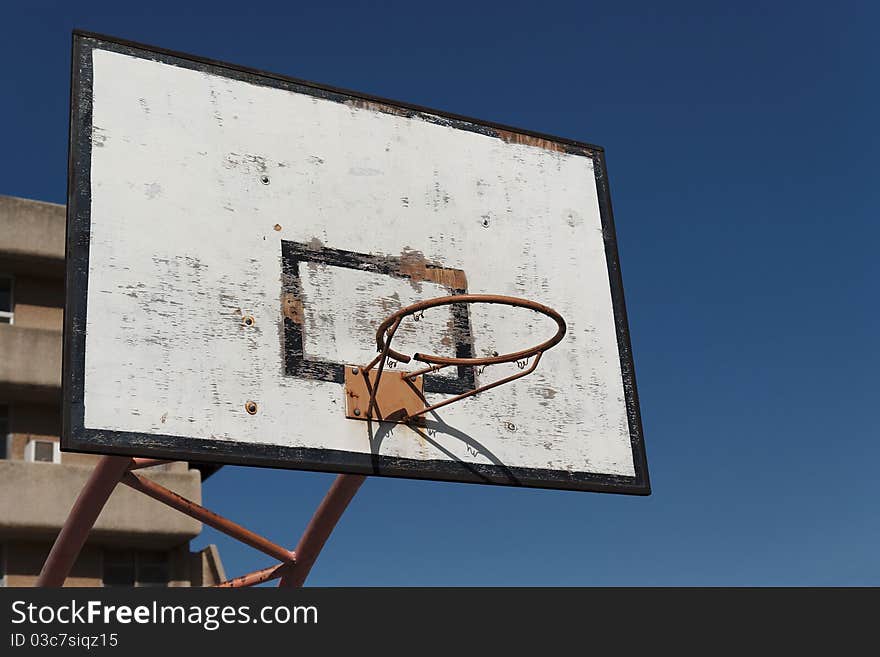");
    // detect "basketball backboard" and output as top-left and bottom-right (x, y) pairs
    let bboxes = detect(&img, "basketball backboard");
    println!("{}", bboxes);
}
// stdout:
(63, 31), (649, 494)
